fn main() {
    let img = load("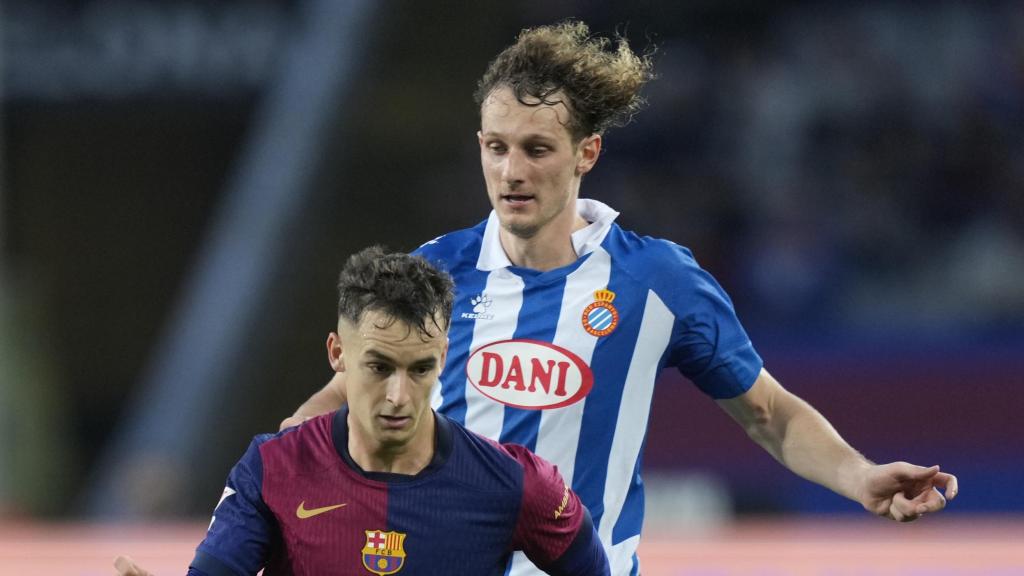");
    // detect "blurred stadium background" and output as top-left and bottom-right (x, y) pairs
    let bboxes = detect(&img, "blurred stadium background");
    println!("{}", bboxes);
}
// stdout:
(1, 0), (1022, 573)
